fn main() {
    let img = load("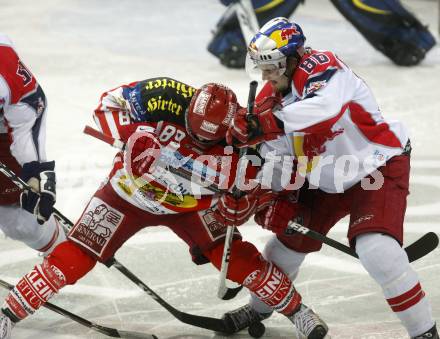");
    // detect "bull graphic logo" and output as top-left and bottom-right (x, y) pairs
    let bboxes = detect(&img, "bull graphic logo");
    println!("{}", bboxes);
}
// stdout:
(293, 128), (344, 173)
(280, 27), (300, 41)
(82, 204), (113, 238)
